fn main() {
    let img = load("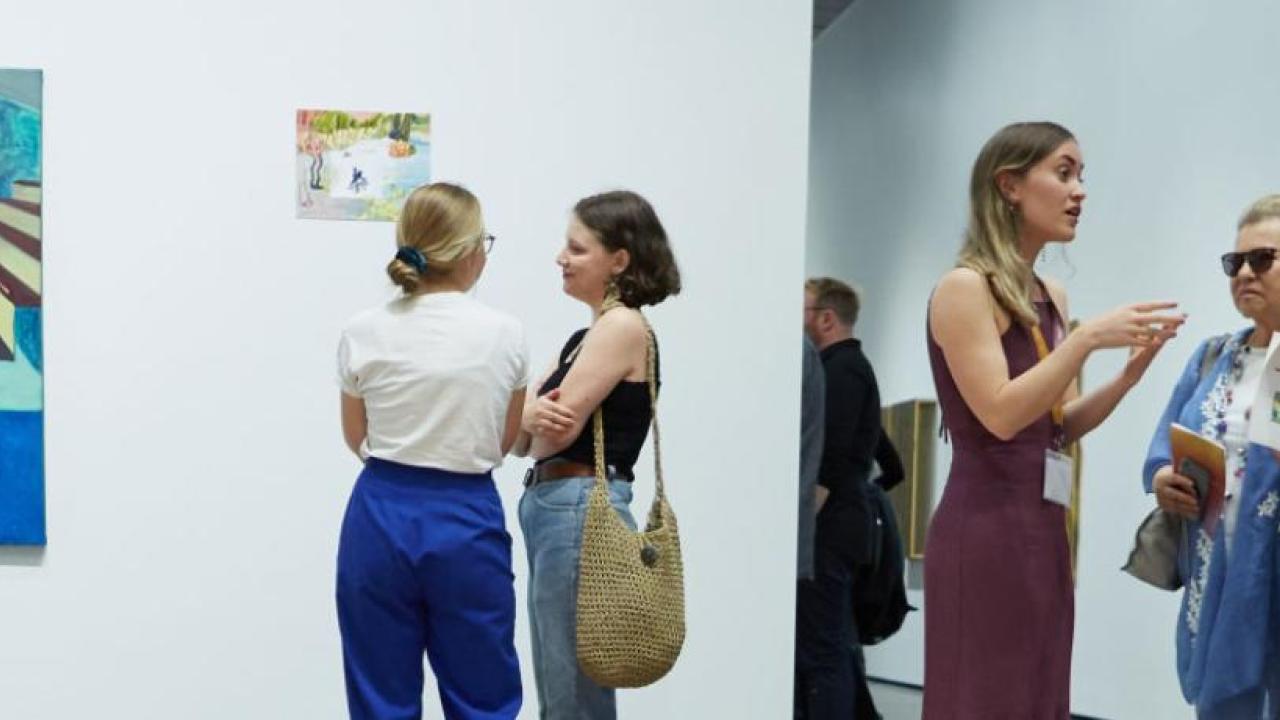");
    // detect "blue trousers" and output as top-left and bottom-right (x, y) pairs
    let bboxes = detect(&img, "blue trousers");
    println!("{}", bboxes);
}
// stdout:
(337, 458), (522, 720)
